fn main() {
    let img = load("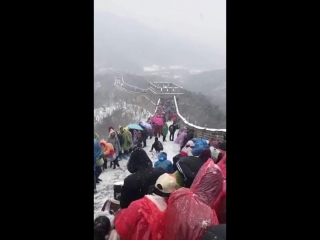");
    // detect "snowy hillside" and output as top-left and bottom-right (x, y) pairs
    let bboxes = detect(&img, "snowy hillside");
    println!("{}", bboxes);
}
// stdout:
(94, 122), (180, 215)
(94, 101), (152, 123)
